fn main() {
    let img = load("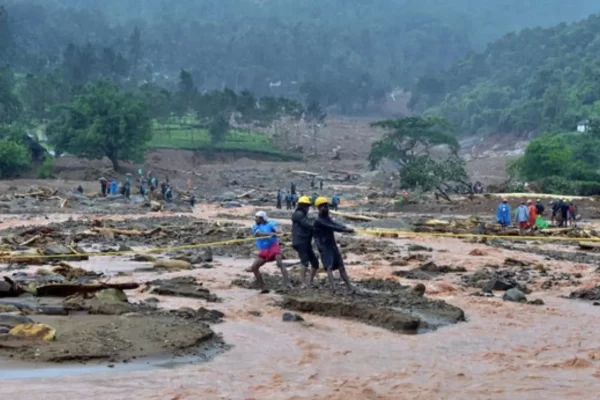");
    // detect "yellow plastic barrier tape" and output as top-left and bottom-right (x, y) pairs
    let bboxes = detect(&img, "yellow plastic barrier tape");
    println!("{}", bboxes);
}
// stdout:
(1, 233), (291, 261)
